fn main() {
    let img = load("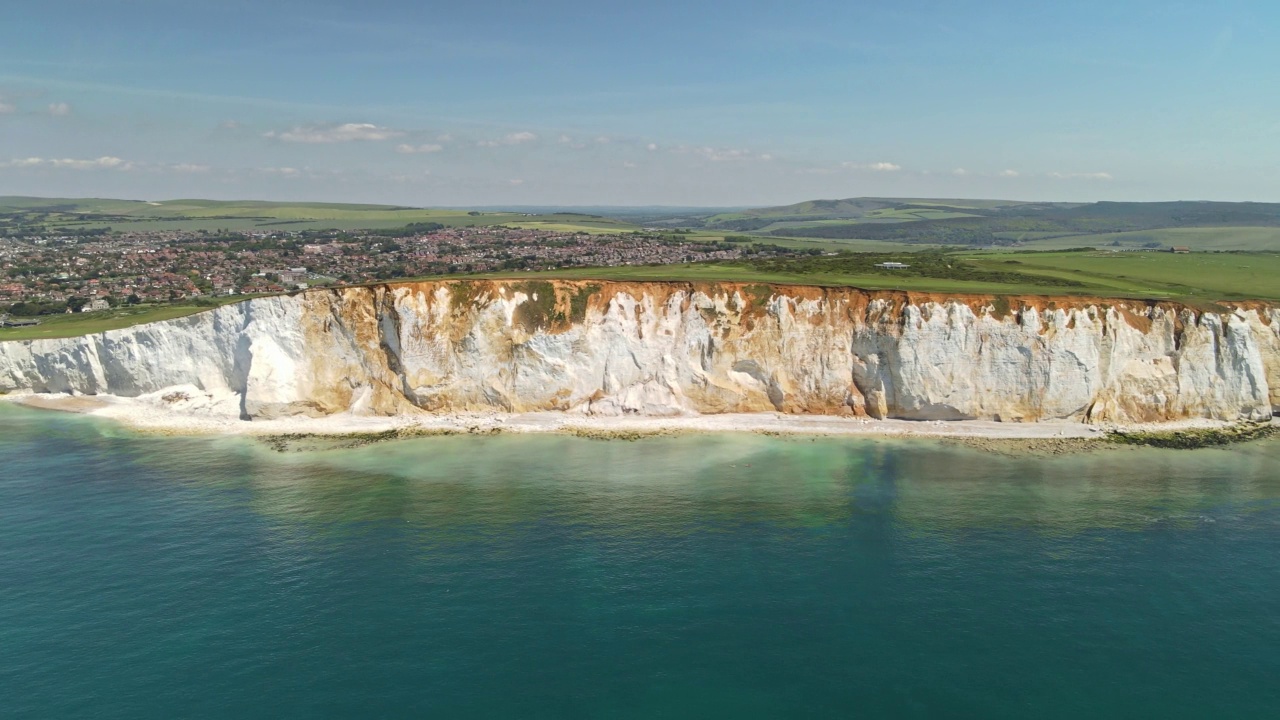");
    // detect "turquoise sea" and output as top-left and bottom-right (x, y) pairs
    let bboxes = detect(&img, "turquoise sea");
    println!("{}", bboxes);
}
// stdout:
(2, 404), (1279, 718)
